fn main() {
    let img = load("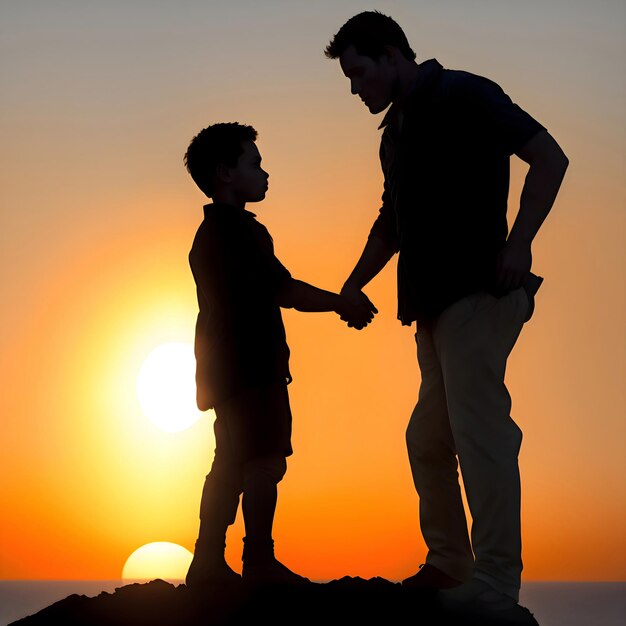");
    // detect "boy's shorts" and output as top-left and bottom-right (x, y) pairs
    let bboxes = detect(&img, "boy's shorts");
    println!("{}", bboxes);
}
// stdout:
(213, 382), (293, 463)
